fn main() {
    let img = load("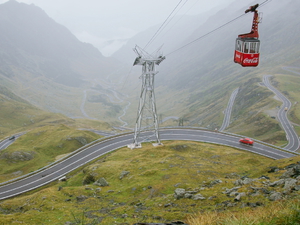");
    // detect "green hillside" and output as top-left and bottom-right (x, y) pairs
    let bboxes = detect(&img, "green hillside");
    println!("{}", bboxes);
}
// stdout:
(0, 84), (111, 138)
(0, 84), (113, 183)
(0, 125), (101, 183)
(0, 141), (299, 224)
(0, 84), (65, 137)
